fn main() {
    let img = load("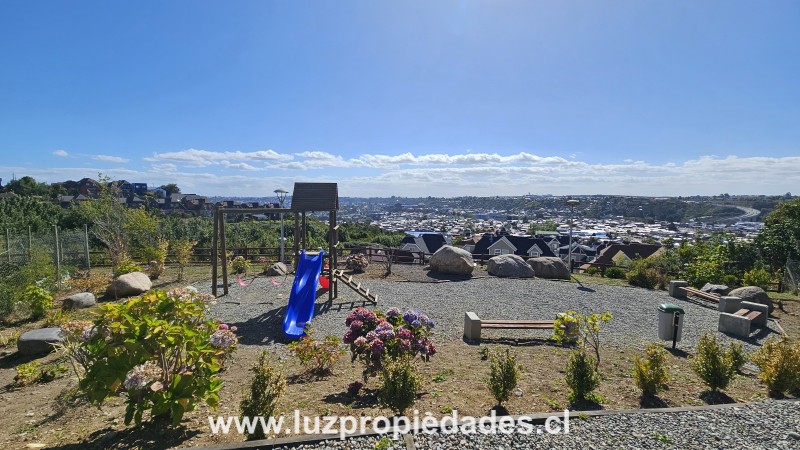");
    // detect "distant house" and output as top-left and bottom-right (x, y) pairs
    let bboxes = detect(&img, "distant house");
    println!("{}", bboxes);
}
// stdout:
(471, 233), (557, 260)
(77, 178), (100, 197)
(581, 243), (663, 270)
(400, 233), (447, 255)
